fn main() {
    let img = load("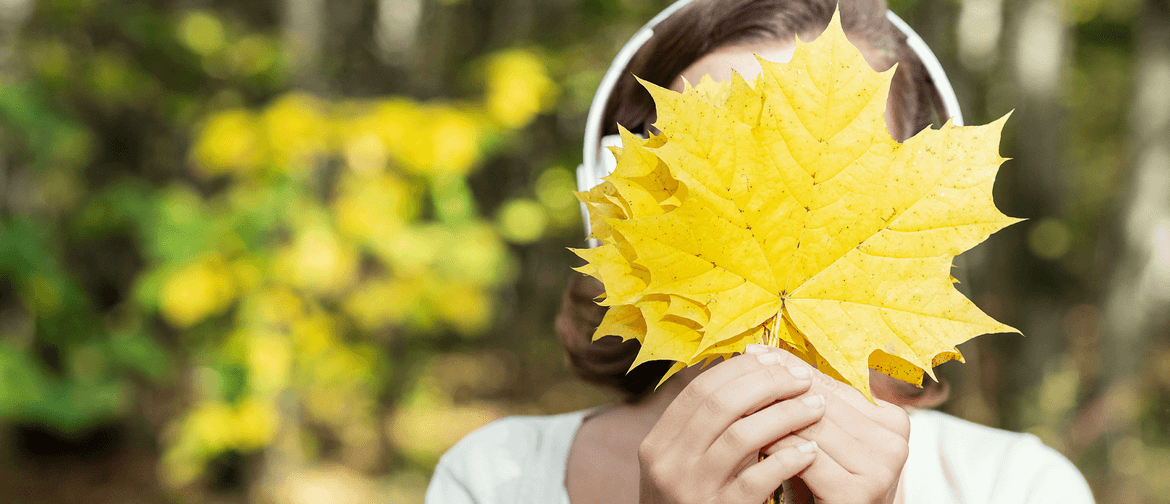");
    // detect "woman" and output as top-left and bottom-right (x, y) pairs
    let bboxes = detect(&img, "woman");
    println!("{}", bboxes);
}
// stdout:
(427, 1), (1094, 503)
